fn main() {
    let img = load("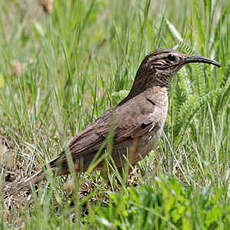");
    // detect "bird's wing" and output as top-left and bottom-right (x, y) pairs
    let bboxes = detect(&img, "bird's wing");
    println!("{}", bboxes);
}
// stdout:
(51, 94), (161, 167)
